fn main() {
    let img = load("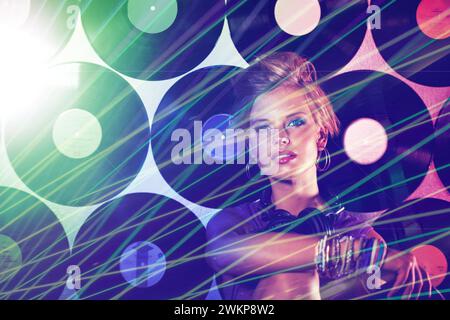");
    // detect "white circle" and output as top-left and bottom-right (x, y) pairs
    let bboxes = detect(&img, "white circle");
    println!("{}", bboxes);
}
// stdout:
(275, 0), (321, 36)
(52, 109), (102, 159)
(150, 6), (156, 11)
(344, 118), (388, 165)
